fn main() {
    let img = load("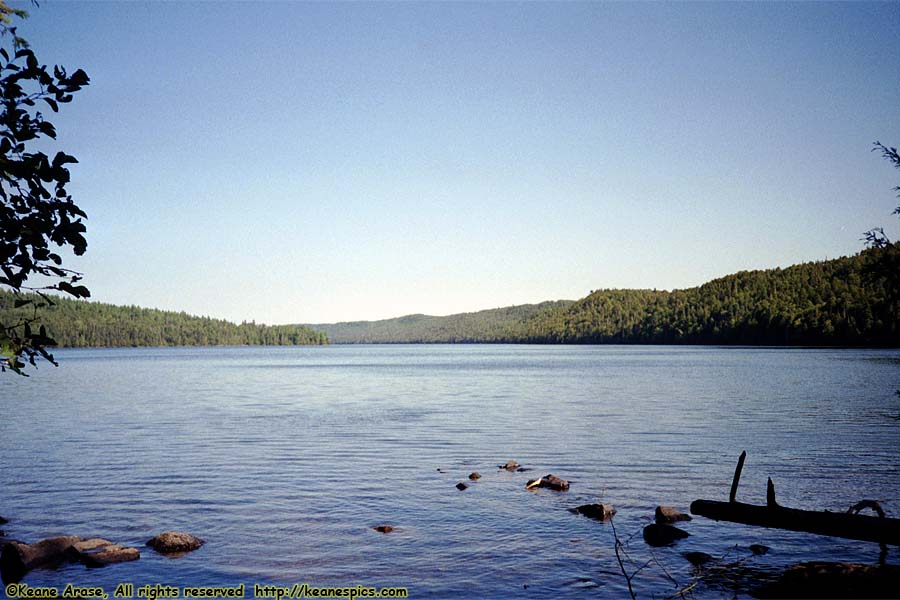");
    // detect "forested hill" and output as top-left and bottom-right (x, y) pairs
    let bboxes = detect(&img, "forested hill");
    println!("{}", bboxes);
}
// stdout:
(2, 248), (894, 348)
(307, 301), (574, 344)
(310, 248), (898, 346)
(0, 292), (328, 347)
